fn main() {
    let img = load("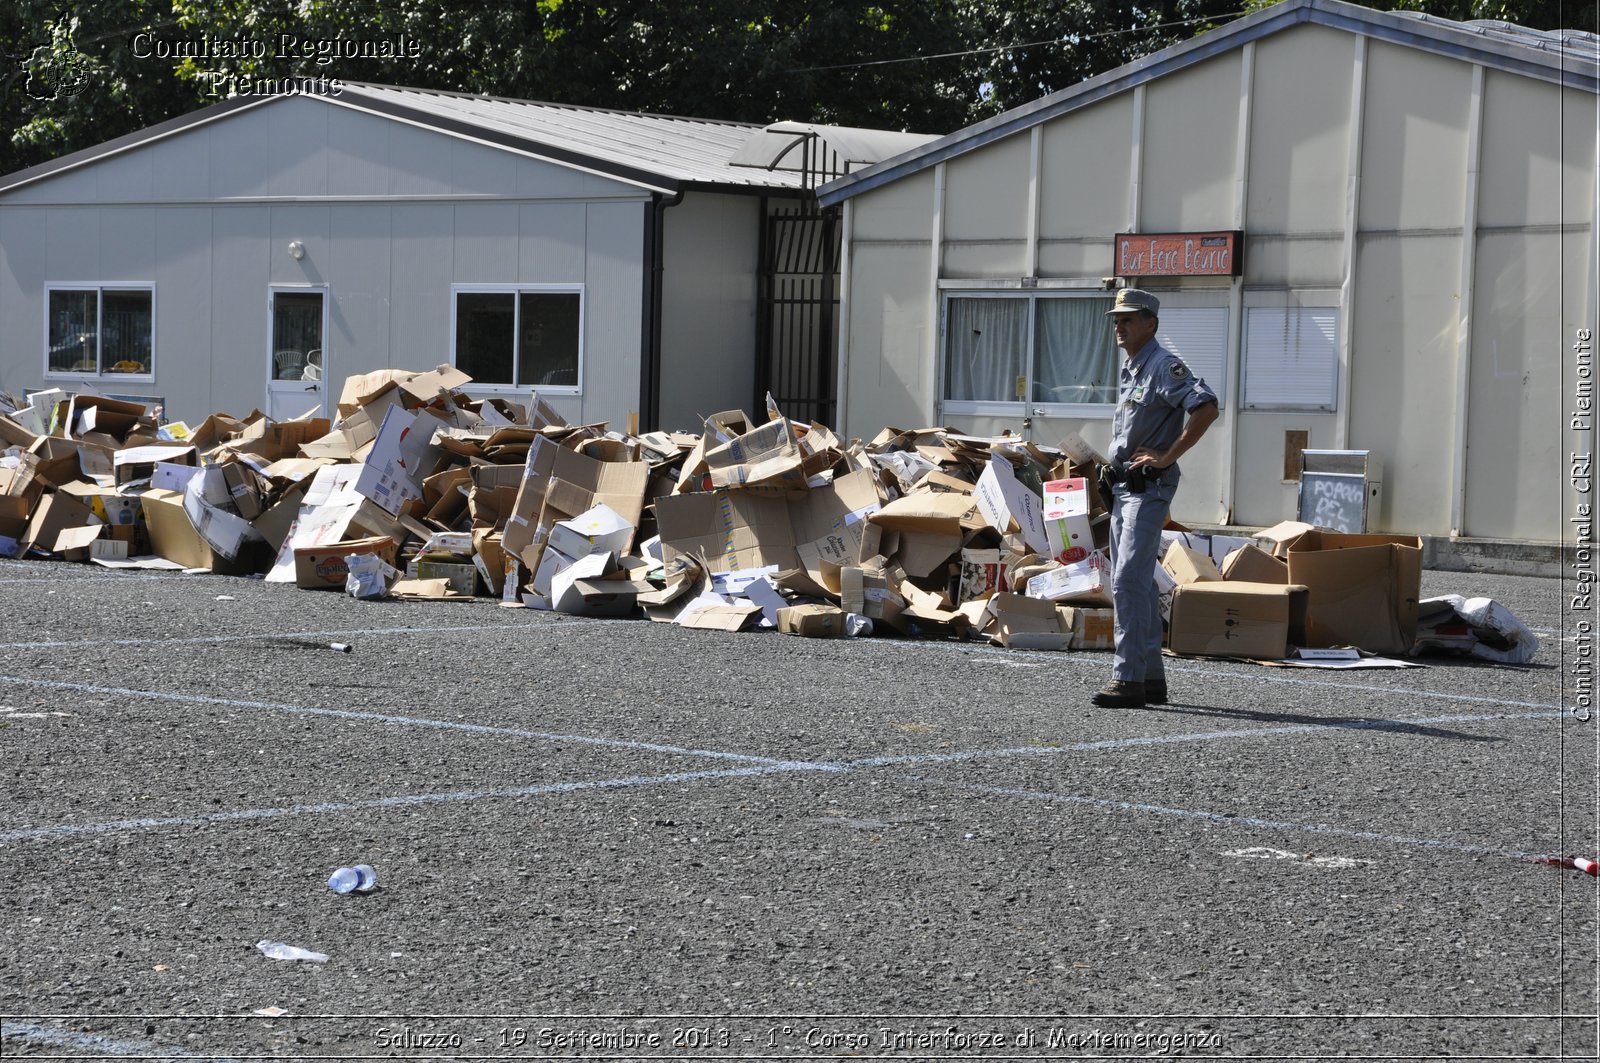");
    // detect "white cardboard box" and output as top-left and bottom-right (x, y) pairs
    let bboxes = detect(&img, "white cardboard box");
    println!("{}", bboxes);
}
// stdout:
(547, 502), (635, 560)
